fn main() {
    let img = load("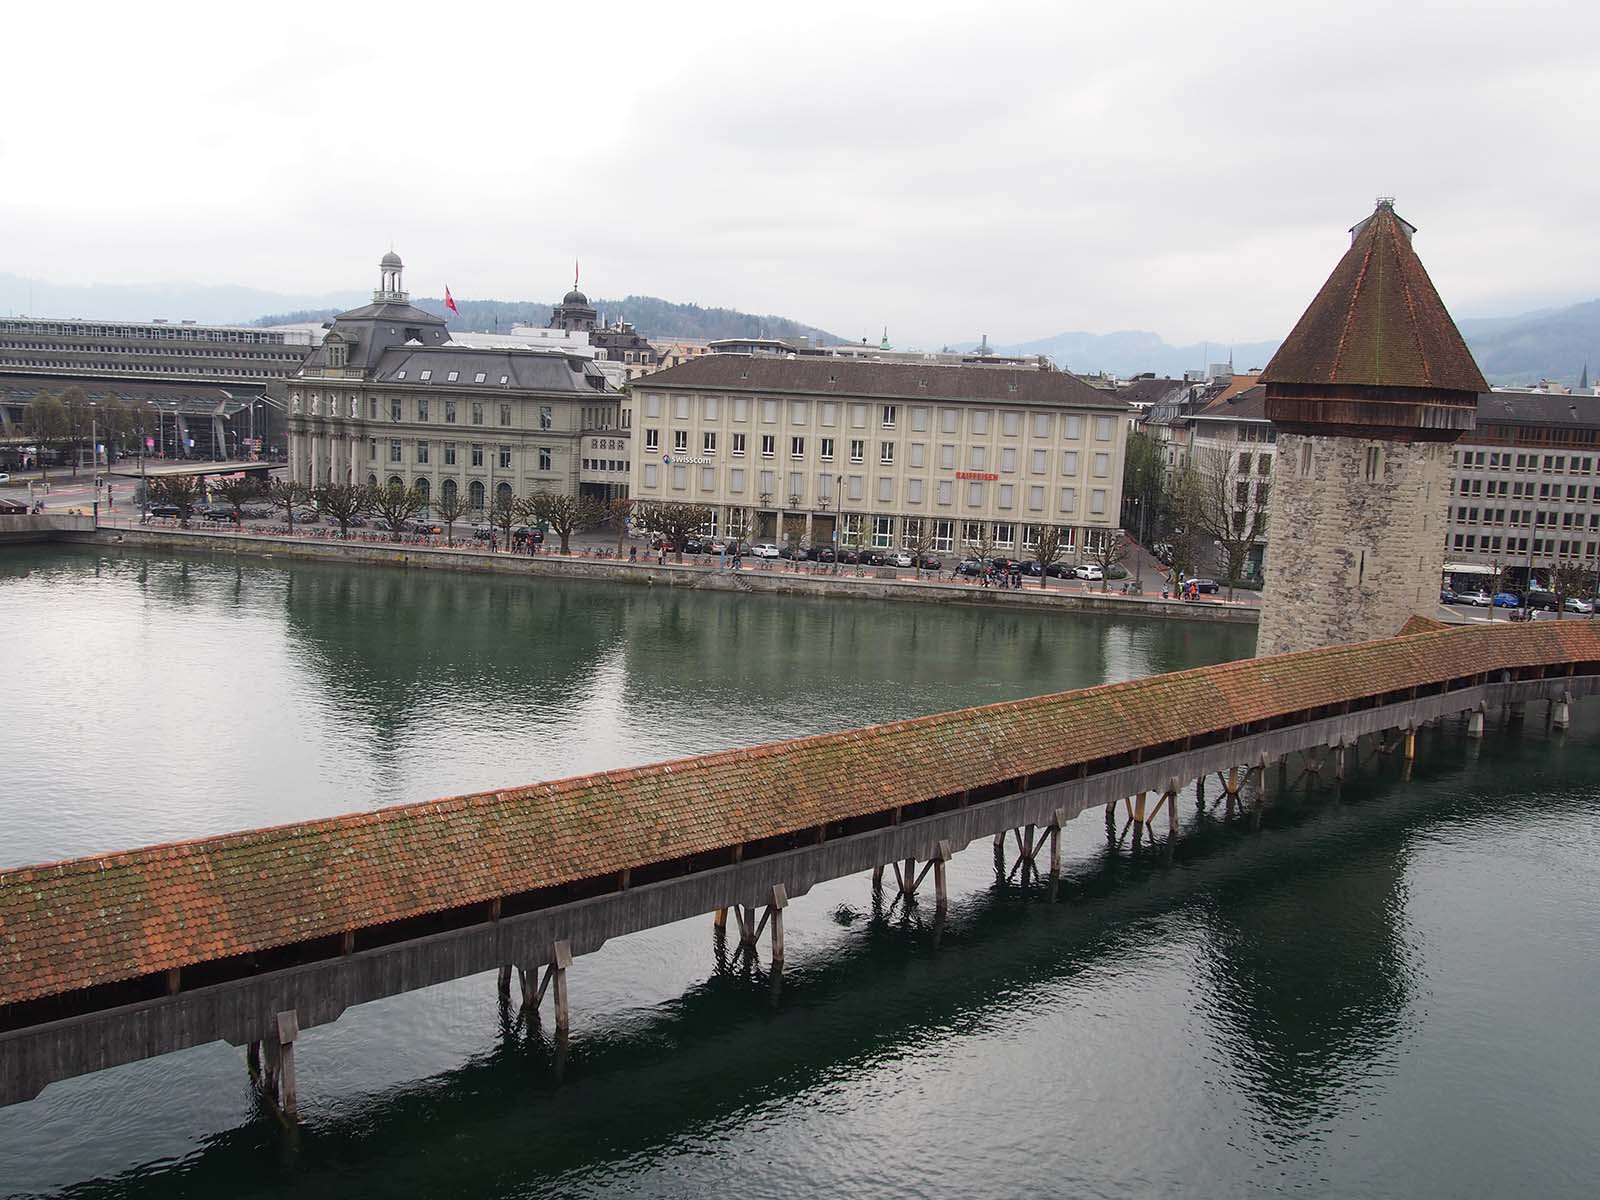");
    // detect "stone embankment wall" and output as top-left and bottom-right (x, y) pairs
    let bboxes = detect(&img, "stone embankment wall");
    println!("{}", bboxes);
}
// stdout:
(0, 513), (95, 544)
(65, 525), (1259, 624)
(1258, 433), (1449, 655)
